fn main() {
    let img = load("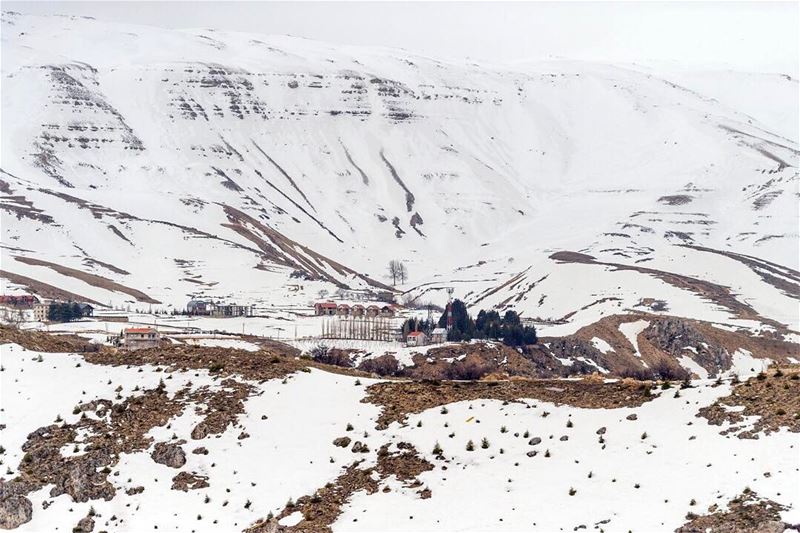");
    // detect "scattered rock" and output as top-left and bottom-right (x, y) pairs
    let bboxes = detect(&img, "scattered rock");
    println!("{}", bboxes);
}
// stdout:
(526, 451), (538, 457)
(171, 472), (210, 492)
(626, 414), (638, 421)
(351, 441), (369, 454)
(596, 427), (607, 435)
(333, 437), (351, 448)
(238, 432), (250, 440)
(191, 423), (211, 440)
(151, 442), (186, 469)
(192, 447), (209, 455)
(74, 515), (95, 532)
(125, 486), (144, 495)
(528, 437), (541, 446)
